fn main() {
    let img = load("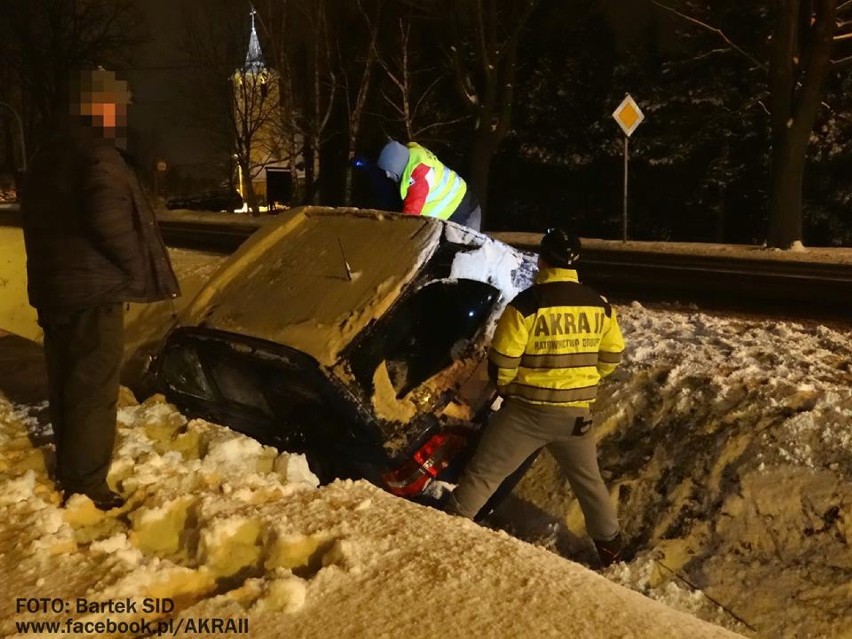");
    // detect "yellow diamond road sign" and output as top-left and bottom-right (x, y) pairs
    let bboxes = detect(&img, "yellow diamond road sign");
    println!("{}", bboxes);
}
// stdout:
(613, 94), (644, 137)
